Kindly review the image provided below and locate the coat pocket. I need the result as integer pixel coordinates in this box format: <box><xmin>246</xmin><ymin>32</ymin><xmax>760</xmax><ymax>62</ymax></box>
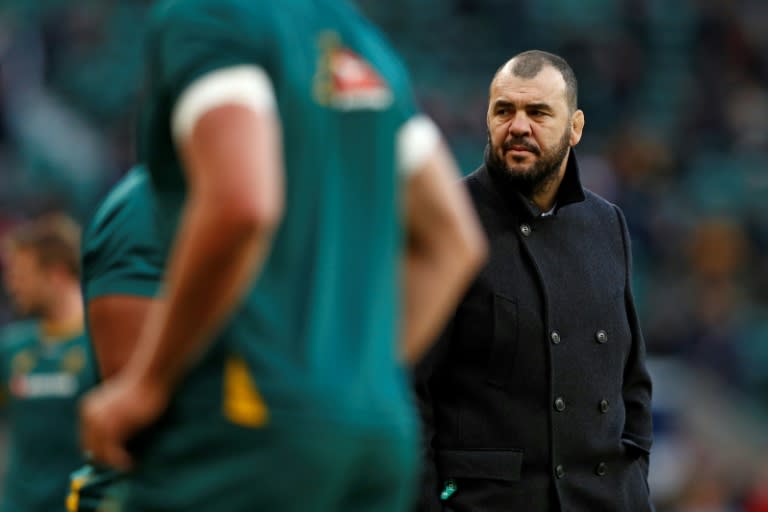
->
<box><xmin>621</xmin><ymin>437</ymin><xmax>651</xmax><ymax>456</ymax></box>
<box><xmin>436</xmin><ymin>449</ymin><xmax>523</xmax><ymax>481</ymax></box>
<box><xmin>486</xmin><ymin>294</ymin><xmax>519</xmax><ymax>389</ymax></box>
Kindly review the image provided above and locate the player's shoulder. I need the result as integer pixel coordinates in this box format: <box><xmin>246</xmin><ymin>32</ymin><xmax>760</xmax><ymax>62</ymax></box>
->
<box><xmin>86</xmin><ymin>166</ymin><xmax>149</xmax><ymax>237</ymax></box>
<box><xmin>335</xmin><ymin>1</ymin><xmax>412</xmax><ymax>92</ymax></box>
<box><xmin>84</xmin><ymin>166</ymin><xmax>155</xmax><ymax>257</ymax></box>
<box><xmin>149</xmin><ymin>0</ymin><xmax>275</xmax><ymax>31</ymax></box>
<box><xmin>0</xmin><ymin>320</ymin><xmax>39</xmax><ymax>351</ymax></box>
<box><xmin>106</xmin><ymin>165</ymin><xmax>151</xmax><ymax>203</ymax></box>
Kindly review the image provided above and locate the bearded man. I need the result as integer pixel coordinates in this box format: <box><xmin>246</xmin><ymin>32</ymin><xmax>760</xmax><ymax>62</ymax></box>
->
<box><xmin>414</xmin><ymin>50</ymin><xmax>654</xmax><ymax>512</ymax></box>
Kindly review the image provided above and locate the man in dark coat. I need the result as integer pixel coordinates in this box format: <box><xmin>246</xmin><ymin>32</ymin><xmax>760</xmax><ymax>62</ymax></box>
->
<box><xmin>414</xmin><ymin>50</ymin><xmax>654</xmax><ymax>511</ymax></box>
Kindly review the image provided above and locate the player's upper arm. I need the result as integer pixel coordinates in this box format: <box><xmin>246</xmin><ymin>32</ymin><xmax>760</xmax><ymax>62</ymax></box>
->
<box><xmin>172</xmin><ymin>66</ymin><xmax>284</xmax><ymax>230</ymax></box>
<box><xmin>399</xmin><ymin>116</ymin><xmax>483</xmax><ymax>253</ymax></box>
<box><xmin>88</xmin><ymin>296</ymin><xmax>157</xmax><ymax>379</ymax></box>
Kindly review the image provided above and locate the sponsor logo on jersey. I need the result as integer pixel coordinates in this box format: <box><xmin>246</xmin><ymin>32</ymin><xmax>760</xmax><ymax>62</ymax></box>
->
<box><xmin>314</xmin><ymin>31</ymin><xmax>393</xmax><ymax>111</ymax></box>
<box><xmin>10</xmin><ymin>373</ymin><xmax>78</xmax><ymax>398</ymax></box>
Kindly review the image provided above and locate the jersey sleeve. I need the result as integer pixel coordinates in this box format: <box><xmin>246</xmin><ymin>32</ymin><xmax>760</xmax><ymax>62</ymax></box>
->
<box><xmin>82</xmin><ymin>235</ymin><xmax>163</xmax><ymax>301</ymax></box>
<box><xmin>396</xmin><ymin>114</ymin><xmax>441</xmax><ymax>177</ymax></box>
<box><xmin>81</xmin><ymin>183</ymin><xmax>164</xmax><ymax>301</ymax></box>
<box><xmin>148</xmin><ymin>0</ymin><xmax>277</xmax><ymax>121</ymax></box>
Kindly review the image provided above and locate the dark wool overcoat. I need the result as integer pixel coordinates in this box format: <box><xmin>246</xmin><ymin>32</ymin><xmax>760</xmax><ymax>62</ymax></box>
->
<box><xmin>415</xmin><ymin>151</ymin><xmax>654</xmax><ymax>512</ymax></box>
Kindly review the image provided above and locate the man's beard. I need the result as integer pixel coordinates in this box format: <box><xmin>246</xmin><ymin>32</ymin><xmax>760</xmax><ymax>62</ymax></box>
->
<box><xmin>487</xmin><ymin>127</ymin><xmax>571</xmax><ymax>199</ymax></box>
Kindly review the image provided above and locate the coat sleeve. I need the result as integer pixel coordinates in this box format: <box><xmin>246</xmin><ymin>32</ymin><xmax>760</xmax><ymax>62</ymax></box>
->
<box><xmin>614</xmin><ymin>205</ymin><xmax>654</xmax><ymax>478</ymax></box>
<box><xmin>412</xmin><ymin>321</ymin><xmax>454</xmax><ymax>512</ymax></box>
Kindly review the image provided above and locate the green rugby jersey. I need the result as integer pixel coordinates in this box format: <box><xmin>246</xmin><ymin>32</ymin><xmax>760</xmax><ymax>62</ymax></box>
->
<box><xmin>0</xmin><ymin>321</ymin><xmax>96</xmax><ymax>512</ymax></box>
<box><xmin>82</xmin><ymin>165</ymin><xmax>164</xmax><ymax>304</ymax></box>
<box><xmin>140</xmin><ymin>0</ymin><xmax>421</xmax><ymax>427</ymax></box>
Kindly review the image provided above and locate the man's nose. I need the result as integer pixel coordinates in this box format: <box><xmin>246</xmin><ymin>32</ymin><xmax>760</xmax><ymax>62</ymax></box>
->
<box><xmin>508</xmin><ymin>112</ymin><xmax>531</xmax><ymax>137</ymax></box>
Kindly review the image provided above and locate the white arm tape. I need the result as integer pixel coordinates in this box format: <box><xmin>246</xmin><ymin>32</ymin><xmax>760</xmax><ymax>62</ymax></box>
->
<box><xmin>396</xmin><ymin>115</ymin><xmax>441</xmax><ymax>178</ymax></box>
<box><xmin>172</xmin><ymin>65</ymin><xmax>276</xmax><ymax>141</ymax></box>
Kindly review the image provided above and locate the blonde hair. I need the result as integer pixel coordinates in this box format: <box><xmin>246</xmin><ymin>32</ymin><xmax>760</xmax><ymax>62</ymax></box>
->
<box><xmin>5</xmin><ymin>213</ymin><xmax>82</xmax><ymax>278</ymax></box>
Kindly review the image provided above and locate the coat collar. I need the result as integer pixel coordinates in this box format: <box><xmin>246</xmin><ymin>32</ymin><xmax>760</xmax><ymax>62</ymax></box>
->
<box><xmin>477</xmin><ymin>145</ymin><xmax>586</xmax><ymax>219</ymax></box>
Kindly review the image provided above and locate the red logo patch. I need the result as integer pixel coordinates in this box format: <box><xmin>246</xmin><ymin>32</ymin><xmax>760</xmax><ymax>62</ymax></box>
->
<box><xmin>315</xmin><ymin>32</ymin><xmax>393</xmax><ymax>110</ymax></box>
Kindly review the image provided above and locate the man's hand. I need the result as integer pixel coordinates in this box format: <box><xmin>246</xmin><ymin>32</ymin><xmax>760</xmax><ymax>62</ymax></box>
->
<box><xmin>79</xmin><ymin>374</ymin><xmax>170</xmax><ymax>471</ymax></box>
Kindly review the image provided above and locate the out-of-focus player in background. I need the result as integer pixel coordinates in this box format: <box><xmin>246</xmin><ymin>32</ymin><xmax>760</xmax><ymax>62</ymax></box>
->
<box><xmin>0</xmin><ymin>214</ymin><xmax>97</xmax><ymax>512</ymax></box>
<box><xmin>67</xmin><ymin>165</ymin><xmax>164</xmax><ymax>512</ymax></box>
<box><xmin>80</xmin><ymin>0</ymin><xmax>487</xmax><ymax>510</ymax></box>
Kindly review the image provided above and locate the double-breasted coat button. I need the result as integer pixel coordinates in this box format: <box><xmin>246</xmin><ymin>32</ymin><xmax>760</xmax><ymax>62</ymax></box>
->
<box><xmin>595</xmin><ymin>462</ymin><xmax>607</xmax><ymax>476</ymax></box>
<box><xmin>555</xmin><ymin>465</ymin><xmax>565</xmax><ymax>478</ymax></box>
<box><xmin>595</xmin><ymin>330</ymin><xmax>608</xmax><ymax>344</ymax></box>
<box><xmin>554</xmin><ymin>397</ymin><xmax>566</xmax><ymax>412</ymax></box>
<box><xmin>550</xmin><ymin>331</ymin><xmax>561</xmax><ymax>344</ymax></box>
<box><xmin>599</xmin><ymin>399</ymin><xmax>610</xmax><ymax>413</ymax></box>
<box><xmin>520</xmin><ymin>224</ymin><xmax>532</xmax><ymax>237</ymax></box>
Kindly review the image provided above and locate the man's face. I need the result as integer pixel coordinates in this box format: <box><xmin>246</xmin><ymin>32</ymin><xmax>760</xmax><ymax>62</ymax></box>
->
<box><xmin>486</xmin><ymin>64</ymin><xmax>582</xmax><ymax>194</ymax></box>
<box><xmin>2</xmin><ymin>248</ymin><xmax>50</xmax><ymax>316</ymax></box>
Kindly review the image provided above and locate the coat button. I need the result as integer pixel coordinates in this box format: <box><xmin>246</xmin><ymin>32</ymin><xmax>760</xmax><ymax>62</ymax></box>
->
<box><xmin>520</xmin><ymin>224</ymin><xmax>531</xmax><ymax>237</ymax></box>
<box><xmin>555</xmin><ymin>464</ymin><xmax>565</xmax><ymax>478</ymax></box>
<box><xmin>554</xmin><ymin>397</ymin><xmax>566</xmax><ymax>412</ymax></box>
<box><xmin>599</xmin><ymin>399</ymin><xmax>610</xmax><ymax>413</ymax></box>
<box><xmin>550</xmin><ymin>331</ymin><xmax>561</xmax><ymax>344</ymax></box>
<box><xmin>595</xmin><ymin>462</ymin><xmax>607</xmax><ymax>476</ymax></box>
<box><xmin>595</xmin><ymin>330</ymin><xmax>608</xmax><ymax>344</ymax></box>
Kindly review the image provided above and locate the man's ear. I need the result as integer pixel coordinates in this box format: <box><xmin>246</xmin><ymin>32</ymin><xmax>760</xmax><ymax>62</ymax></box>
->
<box><xmin>570</xmin><ymin>109</ymin><xmax>585</xmax><ymax>146</ymax></box>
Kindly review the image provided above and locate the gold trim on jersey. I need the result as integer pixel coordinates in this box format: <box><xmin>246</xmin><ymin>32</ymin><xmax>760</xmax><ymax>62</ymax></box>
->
<box><xmin>66</xmin><ymin>474</ymin><xmax>86</xmax><ymax>512</ymax></box>
<box><xmin>11</xmin><ymin>350</ymin><xmax>36</xmax><ymax>375</ymax></box>
<box><xmin>313</xmin><ymin>31</ymin><xmax>340</xmax><ymax>106</ymax></box>
<box><xmin>222</xmin><ymin>355</ymin><xmax>269</xmax><ymax>428</ymax></box>
<box><xmin>41</xmin><ymin>318</ymin><xmax>84</xmax><ymax>343</ymax></box>
<box><xmin>61</xmin><ymin>346</ymin><xmax>86</xmax><ymax>374</ymax></box>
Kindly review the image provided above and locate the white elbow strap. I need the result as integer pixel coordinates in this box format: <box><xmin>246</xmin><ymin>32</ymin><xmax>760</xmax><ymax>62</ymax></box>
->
<box><xmin>397</xmin><ymin>115</ymin><xmax>441</xmax><ymax>177</ymax></box>
<box><xmin>172</xmin><ymin>65</ymin><xmax>276</xmax><ymax>141</ymax></box>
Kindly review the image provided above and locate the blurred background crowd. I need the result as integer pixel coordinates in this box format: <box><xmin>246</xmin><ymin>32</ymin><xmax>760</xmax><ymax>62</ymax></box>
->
<box><xmin>0</xmin><ymin>0</ymin><xmax>767</xmax><ymax>510</ymax></box>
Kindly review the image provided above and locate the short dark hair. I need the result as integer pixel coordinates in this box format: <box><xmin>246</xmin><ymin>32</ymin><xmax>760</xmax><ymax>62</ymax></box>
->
<box><xmin>494</xmin><ymin>50</ymin><xmax>578</xmax><ymax>111</ymax></box>
<box><xmin>5</xmin><ymin>213</ymin><xmax>81</xmax><ymax>278</ymax></box>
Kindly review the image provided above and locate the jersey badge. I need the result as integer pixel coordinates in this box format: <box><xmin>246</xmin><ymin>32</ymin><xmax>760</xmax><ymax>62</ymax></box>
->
<box><xmin>314</xmin><ymin>31</ymin><xmax>393</xmax><ymax>111</ymax></box>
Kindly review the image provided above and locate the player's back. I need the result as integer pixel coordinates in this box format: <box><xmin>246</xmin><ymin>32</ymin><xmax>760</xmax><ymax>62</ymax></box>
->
<box><xmin>0</xmin><ymin>320</ymin><xmax>95</xmax><ymax>512</ymax></box>
<box><xmin>142</xmin><ymin>0</ymin><xmax>418</xmax><ymax>428</ymax></box>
